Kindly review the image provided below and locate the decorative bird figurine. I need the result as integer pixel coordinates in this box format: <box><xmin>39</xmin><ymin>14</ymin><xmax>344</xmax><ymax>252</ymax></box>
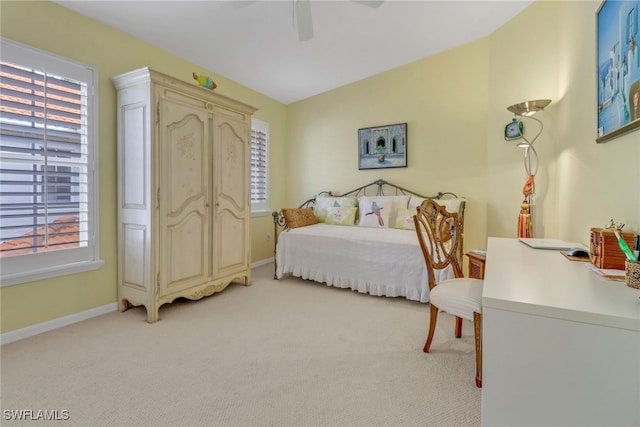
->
<box><xmin>365</xmin><ymin>201</ymin><xmax>384</xmax><ymax>226</ymax></box>
<box><xmin>192</xmin><ymin>72</ymin><xmax>217</xmax><ymax>90</ymax></box>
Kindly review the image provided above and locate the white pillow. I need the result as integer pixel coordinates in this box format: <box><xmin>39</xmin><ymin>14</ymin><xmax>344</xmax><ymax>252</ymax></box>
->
<box><xmin>357</xmin><ymin>195</ymin><xmax>409</xmax><ymax>226</ymax></box>
<box><xmin>313</xmin><ymin>195</ymin><xmax>358</xmax><ymax>222</ymax></box>
<box><xmin>409</xmin><ymin>196</ymin><xmax>465</xmax><ymax>213</ymax></box>
<box><xmin>357</xmin><ymin>197</ymin><xmax>394</xmax><ymax>228</ymax></box>
<box><xmin>439</xmin><ymin>198</ymin><xmax>465</xmax><ymax>213</ymax></box>
<box><xmin>408</xmin><ymin>196</ymin><xmax>426</xmax><ymax>210</ymax></box>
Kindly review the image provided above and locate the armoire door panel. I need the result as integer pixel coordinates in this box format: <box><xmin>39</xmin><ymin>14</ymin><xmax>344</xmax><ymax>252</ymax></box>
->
<box><xmin>217</xmin><ymin>121</ymin><xmax>247</xmax><ymax>210</ymax></box>
<box><xmin>217</xmin><ymin>210</ymin><xmax>246</xmax><ymax>272</ymax></box>
<box><xmin>214</xmin><ymin>117</ymin><xmax>250</xmax><ymax>275</ymax></box>
<box><xmin>165</xmin><ymin>211</ymin><xmax>206</xmax><ymax>291</ymax></box>
<box><xmin>121</xmin><ymin>223</ymin><xmax>147</xmax><ymax>291</ymax></box>
<box><xmin>159</xmin><ymin>97</ymin><xmax>210</xmax><ymax>294</ymax></box>
<box><xmin>121</xmin><ymin>103</ymin><xmax>147</xmax><ymax>209</ymax></box>
<box><xmin>165</xmin><ymin>110</ymin><xmax>207</xmax><ymax>216</ymax></box>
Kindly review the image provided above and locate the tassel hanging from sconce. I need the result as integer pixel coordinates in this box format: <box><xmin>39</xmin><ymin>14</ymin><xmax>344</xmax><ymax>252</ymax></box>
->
<box><xmin>518</xmin><ymin>174</ymin><xmax>535</xmax><ymax>238</ymax></box>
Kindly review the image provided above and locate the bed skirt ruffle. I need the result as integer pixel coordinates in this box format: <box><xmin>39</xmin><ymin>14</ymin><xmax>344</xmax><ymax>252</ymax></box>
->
<box><xmin>275</xmin><ymin>223</ymin><xmax>453</xmax><ymax>303</ymax></box>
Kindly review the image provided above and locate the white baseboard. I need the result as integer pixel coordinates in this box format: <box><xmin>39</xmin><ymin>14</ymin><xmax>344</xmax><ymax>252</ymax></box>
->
<box><xmin>0</xmin><ymin>303</ymin><xmax>118</xmax><ymax>346</ymax></box>
<box><xmin>1</xmin><ymin>260</ymin><xmax>275</xmax><ymax>345</ymax></box>
<box><xmin>251</xmin><ymin>257</ymin><xmax>274</xmax><ymax>268</ymax></box>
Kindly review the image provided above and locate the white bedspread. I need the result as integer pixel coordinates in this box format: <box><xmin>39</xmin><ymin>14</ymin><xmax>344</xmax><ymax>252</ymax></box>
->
<box><xmin>275</xmin><ymin>223</ymin><xmax>453</xmax><ymax>303</ymax></box>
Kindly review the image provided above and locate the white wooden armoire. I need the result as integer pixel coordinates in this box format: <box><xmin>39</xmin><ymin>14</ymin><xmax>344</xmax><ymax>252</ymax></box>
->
<box><xmin>112</xmin><ymin>67</ymin><xmax>256</xmax><ymax>323</ymax></box>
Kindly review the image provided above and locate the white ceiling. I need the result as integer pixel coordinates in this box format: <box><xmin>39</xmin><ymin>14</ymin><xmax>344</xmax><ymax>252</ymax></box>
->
<box><xmin>55</xmin><ymin>0</ymin><xmax>534</xmax><ymax>104</ymax></box>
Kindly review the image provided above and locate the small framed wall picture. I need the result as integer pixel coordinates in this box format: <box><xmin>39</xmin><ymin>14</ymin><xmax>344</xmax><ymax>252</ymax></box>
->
<box><xmin>358</xmin><ymin>123</ymin><xmax>407</xmax><ymax>170</ymax></box>
<box><xmin>504</xmin><ymin>118</ymin><xmax>524</xmax><ymax>141</ymax></box>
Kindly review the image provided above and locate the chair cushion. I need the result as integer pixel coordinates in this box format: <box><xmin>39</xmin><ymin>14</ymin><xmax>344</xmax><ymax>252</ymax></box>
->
<box><xmin>430</xmin><ymin>278</ymin><xmax>483</xmax><ymax>320</ymax></box>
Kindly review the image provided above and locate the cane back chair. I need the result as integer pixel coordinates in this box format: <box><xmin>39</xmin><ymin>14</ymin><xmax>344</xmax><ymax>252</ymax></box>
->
<box><xmin>413</xmin><ymin>199</ymin><xmax>483</xmax><ymax>388</ymax></box>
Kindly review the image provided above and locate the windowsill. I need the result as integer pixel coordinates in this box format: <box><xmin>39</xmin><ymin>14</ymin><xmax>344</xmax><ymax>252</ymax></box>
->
<box><xmin>0</xmin><ymin>259</ymin><xmax>105</xmax><ymax>287</ymax></box>
<box><xmin>251</xmin><ymin>209</ymin><xmax>273</xmax><ymax>218</ymax></box>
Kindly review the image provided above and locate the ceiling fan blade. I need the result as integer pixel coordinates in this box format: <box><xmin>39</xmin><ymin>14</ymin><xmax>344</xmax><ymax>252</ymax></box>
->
<box><xmin>295</xmin><ymin>0</ymin><xmax>314</xmax><ymax>42</ymax></box>
<box><xmin>351</xmin><ymin>0</ymin><xmax>384</xmax><ymax>8</ymax></box>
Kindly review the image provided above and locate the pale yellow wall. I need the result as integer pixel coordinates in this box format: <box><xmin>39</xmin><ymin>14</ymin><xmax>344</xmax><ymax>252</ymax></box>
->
<box><xmin>487</xmin><ymin>0</ymin><xmax>639</xmax><ymax>246</ymax></box>
<box><xmin>287</xmin><ymin>40</ymin><xmax>491</xmax><ymax>255</ymax></box>
<box><xmin>487</xmin><ymin>0</ymin><xmax>562</xmax><ymax>240</ymax></box>
<box><xmin>0</xmin><ymin>0</ymin><xmax>287</xmax><ymax>333</ymax></box>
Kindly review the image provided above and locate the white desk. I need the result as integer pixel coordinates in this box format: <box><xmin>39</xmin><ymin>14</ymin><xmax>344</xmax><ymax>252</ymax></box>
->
<box><xmin>482</xmin><ymin>237</ymin><xmax>640</xmax><ymax>426</ymax></box>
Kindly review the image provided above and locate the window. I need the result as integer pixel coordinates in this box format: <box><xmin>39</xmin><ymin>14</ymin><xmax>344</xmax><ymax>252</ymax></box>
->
<box><xmin>0</xmin><ymin>38</ymin><xmax>102</xmax><ymax>286</ymax></box>
<box><xmin>250</xmin><ymin>118</ymin><xmax>269</xmax><ymax>215</ymax></box>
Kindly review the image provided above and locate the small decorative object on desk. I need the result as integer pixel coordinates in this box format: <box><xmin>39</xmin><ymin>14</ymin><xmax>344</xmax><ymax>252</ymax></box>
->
<box><xmin>625</xmin><ymin>260</ymin><xmax>640</xmax><ymax>289</ymax></box>
<box><xmin>590</xmin><ymin>220</ymin><xmax>637</xmax><ymax>269</ymax></box>
<box><xmin>192</xmin><ymin>72</ymin><xmax>217</xmax><ymax>90</ymax></box>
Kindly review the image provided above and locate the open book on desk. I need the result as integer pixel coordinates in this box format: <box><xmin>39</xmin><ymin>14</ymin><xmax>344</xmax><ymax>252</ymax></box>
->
<box><xmin>518</xmin><ymin>238</ymin><xmax>581</xmax><ymax>250</ymax></box>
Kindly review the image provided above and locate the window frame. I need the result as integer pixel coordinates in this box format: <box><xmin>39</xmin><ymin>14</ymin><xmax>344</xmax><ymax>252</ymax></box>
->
<box><xmin>0</xmin><ymin>38</ymin><xmax>103</xmax><ymax>287</ymax></box>
<box><xmin>250</xmin><ymin>118</ymin><xmax>270</xmax><ymax>216</ymax></box>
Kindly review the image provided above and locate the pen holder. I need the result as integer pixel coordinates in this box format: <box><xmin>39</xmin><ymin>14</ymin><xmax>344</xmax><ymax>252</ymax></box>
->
<box><xmin>625</xmin><ymin>260</ymin><xmax>640</xmax><ymax>289</ymax></box>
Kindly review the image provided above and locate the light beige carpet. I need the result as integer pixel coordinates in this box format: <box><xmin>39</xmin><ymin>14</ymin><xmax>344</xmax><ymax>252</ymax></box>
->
<box><xmin>0</xmin><ymin>263</ymin><xmax>480</xmax><ymax>427</ymax></box>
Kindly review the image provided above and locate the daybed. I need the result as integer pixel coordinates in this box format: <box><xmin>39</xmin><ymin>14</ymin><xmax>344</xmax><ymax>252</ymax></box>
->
<box><xmin>272</xmin><ymin>179</ymin><xmax>466</xmax><ymax>303</ymax></box>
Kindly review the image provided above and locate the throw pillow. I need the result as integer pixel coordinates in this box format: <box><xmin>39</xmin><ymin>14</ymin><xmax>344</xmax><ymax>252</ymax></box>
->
<box><xmin>439</xmin><ymin>197</ymin><xmax>465</xmax><ymax>214</ymax></box>
<box><xmin>357</xmin><ymin>195</ymin><xmax>409</xmax><ymax>227</ymax></box>
<box><xmin>357</xmin><ymin>197</ymin><xmax>393</xmax><ymax>228</ymax></box>
<box><xmin>409</xmin><ymin>196</ymin><xmax>465</xmax><ymax>214</ymax></box>
<box><xmin>282</xmin><ymin>208</ymin><xmax>319</xmax><ymax>230</ymax></box>
<box><xmin>436</xmin><ymin>216</ymin><xmax>453</xmax><ymax>242</ymax></box>
<box><xmin>408</xmin><ymin>196</ymin><xmax>426</xmax><ymax>210</ymax></box>
<box><xmin>325</xmin><ymin>206</ymin><xmax>357</xmax><ymax>226</ymax></box>
<box><xmin>394</xmin><ymin>207</ymin><xmax>416</xmax><ymax>230</ymax></box>
<box><xmin>313</xmin><ymin>195</ymin><xmax>358</xmax><ymax>222</ymax></box>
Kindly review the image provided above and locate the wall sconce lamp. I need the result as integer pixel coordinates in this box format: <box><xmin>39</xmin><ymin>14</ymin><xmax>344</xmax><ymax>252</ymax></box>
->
<box><xmin>507</xmin><ymin>99</ymin><xmax>551</xmax><ymax>115</ymax></box>
<box><xmin>507</xmin><ymin>99</ymin><xmax>551</xmax><ymax>147</ymax></box>
<box><xmin>506</xmin><ymin>99</ymin><xmax>551</xmax><ymax>238</ymax></box>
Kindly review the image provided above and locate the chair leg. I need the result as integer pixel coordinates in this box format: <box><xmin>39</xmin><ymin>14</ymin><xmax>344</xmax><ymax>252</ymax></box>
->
<box><xmin>423</xmin><ymin>304</ymin><xmax>438</xmax><ymax>353</ymax></box>
<box><xmin>455</xmin><ymin>316</ymin><xmax>463</xmax><ymax>338</ymax></box>
<box><xmin>473</xmin><ymin>311</ymin><xmax>483</xmax><ymax>388</ymax></box>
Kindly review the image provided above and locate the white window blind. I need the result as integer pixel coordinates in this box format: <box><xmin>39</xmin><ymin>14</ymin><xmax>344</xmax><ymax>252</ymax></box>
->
<box><xmin>250</xmin><ymin>118</ymin><xmax>269</xmax><ymax>214</ymax></box>
<box><xmin>0</xmin><ymin>38</ymin><xmax>102</xmax><ymax>286</ymax></box>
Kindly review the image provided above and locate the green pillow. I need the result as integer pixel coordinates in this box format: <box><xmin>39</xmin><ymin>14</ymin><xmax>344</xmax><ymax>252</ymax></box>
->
<box><xmin>324</xmin><ymin>206</ymin><xmax>357</xmax><ymax>226</ymax></box>
<box><xmin>393</xmin><ymin>207</ymin><xmax>416</xmax><ymax>230</ymax></box>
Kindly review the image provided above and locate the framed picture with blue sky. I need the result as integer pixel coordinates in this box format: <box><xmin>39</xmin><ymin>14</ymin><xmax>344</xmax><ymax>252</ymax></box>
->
<box><xmin>596</xmin><ymin>0</ymin><xmax>640</xmax><ymax>142</ymax></box>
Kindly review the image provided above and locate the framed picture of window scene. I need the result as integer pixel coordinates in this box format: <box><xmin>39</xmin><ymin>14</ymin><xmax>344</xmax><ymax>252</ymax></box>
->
<box><xmin>358</xmin><ymin>123</ymin><xmax>407</xmax><ymax>170</ymax></box>
<box><xmin>596</xmin><ymin>0</ymin><xmax>640</xmax><ymax>143</ymax></box>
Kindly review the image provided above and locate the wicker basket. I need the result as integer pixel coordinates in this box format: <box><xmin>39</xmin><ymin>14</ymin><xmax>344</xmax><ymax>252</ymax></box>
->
<box><xmin>625</xmin><ymin>260</ymin><xmax>640</xmax><ymax>289</ymax></box>
<box><xmin>590</xmin><ymin>228</ymin><xmax>636</xmax><ymax>270</ymax></box>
